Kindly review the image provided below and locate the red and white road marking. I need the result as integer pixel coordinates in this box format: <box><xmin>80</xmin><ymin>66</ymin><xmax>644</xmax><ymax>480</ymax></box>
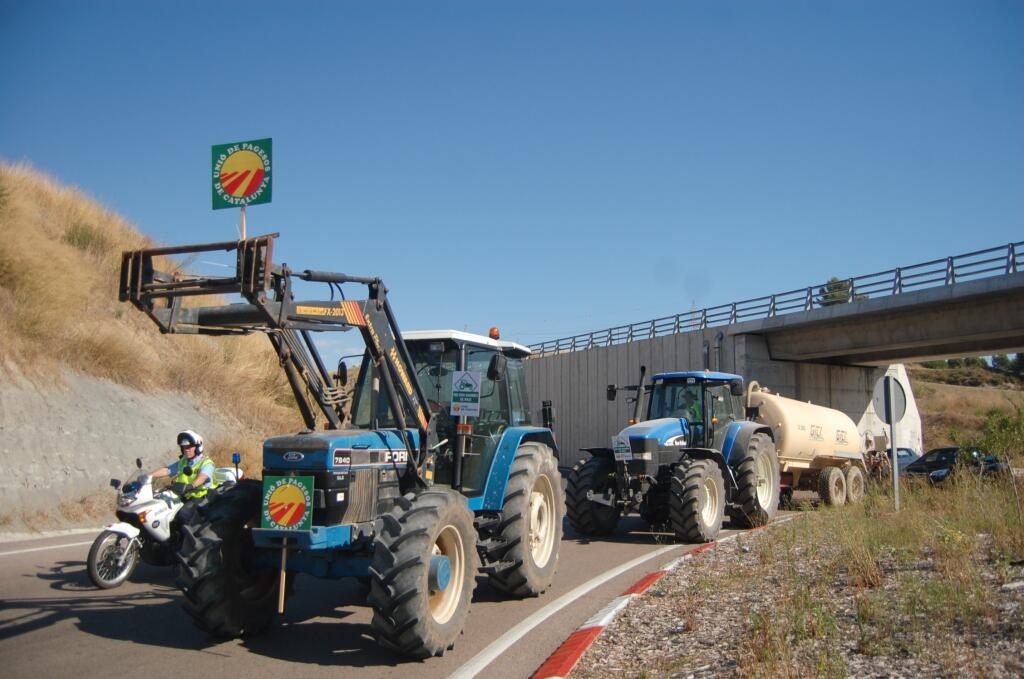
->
<box><xmin>532</xmin><ymin>540</ymin><xmax>724</xmax><ymax>679</ymax></box>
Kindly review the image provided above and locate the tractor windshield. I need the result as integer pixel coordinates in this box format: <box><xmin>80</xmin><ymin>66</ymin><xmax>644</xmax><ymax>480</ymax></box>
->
<box><xmin>349</xmin><ymin>341</ymin><xmax>458</xmax><ymax>429</ymax></box>
<box><xmin>649</xmin><ymin>380</ymin><xmax>704</xmax><ymax>423</ymax></box>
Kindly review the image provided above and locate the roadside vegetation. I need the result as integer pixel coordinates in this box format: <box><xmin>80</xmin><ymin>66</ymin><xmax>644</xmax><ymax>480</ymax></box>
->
<box><xmin>730</xmin><ymin>411</ymin><xmax>1023</xmax><ymax>677</ymax></box>
<box><xmin>574</xmin><ymin>392</ymin><xmax>1024</xmax><ymax>678</ymax></box>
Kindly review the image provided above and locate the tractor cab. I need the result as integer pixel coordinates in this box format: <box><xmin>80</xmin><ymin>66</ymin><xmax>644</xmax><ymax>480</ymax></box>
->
<box><xmin>646</xmin><ymin>371</ymin><xmax>746</xmax><ymax>450</ymax></box>
<box><xmin>348</xmin><ymin>329</ymin><xmax>534</xmax><ymax>496</ymax></box>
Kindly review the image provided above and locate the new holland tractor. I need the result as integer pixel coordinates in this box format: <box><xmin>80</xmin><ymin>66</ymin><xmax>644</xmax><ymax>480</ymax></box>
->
<box><xmin>119</xmin><ymin>234</ymin><xmax>562</xmax><ymax>658</ymax></box>
<box><xmin>566</xmin><ymin>368</ymin><xmax>780</xmax><ymax>543</ymax></box>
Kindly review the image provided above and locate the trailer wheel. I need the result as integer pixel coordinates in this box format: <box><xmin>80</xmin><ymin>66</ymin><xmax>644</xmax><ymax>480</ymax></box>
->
<box><xmin>670</xmin><ymin>458</ymin><xmax>725</xmax><ymax>543</ymax></box>
<box><xmin>369</xmin><ymin>488</ymin><xmax>476</xmax><ymax>659</ymax></box>
<box><xmin>487</xmin><ymin>443</ymin><xmax>563</xmax><ymax>597</ymax></box>
<box><xmin>729</xmin><ymin>432</ymin><xmax>781</xmax><ymax>528</ymax></box>
<box><xmin>845</xmin><ymin>464</ymin><xmax>866</xmax><ymax>504</ymax></box>
<box><xmin>565</xmin><ymin>457</ymin><xmax>621</xmax><ymax>536</ymax></box>
<box><xmin>818</xmin><ymin>467</ymin><xmax>847</xmax><ymax>506</ymax></box>
<box><xmin>175</xmin><ymin>479</ymin><xmax>284</xmax><ymax>637</ymax></box>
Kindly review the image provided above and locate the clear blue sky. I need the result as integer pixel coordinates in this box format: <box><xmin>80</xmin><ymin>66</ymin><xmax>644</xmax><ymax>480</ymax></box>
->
<box><xmin>2</xmin><ymin>1</ymin><xmax>1022</xmax><ymax>360</ymax></box>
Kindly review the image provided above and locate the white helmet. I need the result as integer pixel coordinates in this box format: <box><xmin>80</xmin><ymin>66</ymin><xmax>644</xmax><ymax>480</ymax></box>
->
<box><xmin>176</xmin><ymin>429</ymin><xmax>205</xmax><ymax>455</ymax></box>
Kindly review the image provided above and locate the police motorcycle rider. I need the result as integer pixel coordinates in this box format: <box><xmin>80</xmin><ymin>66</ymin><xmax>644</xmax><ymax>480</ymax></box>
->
<box><xmin>149</xmin><ymin>430</ymin><xmax>218</xmax><ymax>501</ymax></box>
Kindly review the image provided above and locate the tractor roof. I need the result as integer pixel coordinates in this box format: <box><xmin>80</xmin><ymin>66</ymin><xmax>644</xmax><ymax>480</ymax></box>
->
<box><xmin>403</xmin><ymin>329</ymin><xmax>532</xmax><ymax>358</ymax></box>
<box><xmin>652</xmin><ymin>370</ymin><xmax>743</xmax><ymax>383</ymax></box>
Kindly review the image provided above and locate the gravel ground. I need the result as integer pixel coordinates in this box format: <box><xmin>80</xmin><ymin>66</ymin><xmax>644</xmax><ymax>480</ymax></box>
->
<box><xmin>570</xmin><ymin>518</ymin><xmax>1024</xmax><ymax>679</ymax></box>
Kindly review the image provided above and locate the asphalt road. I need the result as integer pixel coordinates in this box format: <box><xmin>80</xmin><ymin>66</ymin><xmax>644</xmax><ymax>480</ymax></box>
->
<box><xmin>0</xmin><ymin>519</ymin><xmax>743</xmax><ymax>679</ymax></box>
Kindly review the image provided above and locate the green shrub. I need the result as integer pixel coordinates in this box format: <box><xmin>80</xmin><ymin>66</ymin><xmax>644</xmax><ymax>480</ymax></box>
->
<box><xmin>63</xmin><ymin>221</ymin><xmax>110</xmax><ymax>255</ymax></box>
<box><xmin>956</xmin><ymin>408</ymin><xmax>1024</xmax><ymax>464</ymax></box>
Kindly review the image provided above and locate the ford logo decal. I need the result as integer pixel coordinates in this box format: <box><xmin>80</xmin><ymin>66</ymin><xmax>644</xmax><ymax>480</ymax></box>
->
<box><xmin>283</xmin><ymin>452</ymin><xmax>304</xmax><ymax>462</ymax></box>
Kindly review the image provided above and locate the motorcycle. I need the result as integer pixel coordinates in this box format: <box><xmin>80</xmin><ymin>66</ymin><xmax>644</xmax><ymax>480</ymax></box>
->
<box><xmin>87</xmin><ymin>456</ymin><xmax>242</xmax><ymax>589</ymax></box>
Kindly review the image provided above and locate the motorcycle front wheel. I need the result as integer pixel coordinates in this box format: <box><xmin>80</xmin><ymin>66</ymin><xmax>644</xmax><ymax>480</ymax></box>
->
<box><xmin>87</xmin><ymin>530</ymin><xmax>140</xmax><ymax>589</ymax></box>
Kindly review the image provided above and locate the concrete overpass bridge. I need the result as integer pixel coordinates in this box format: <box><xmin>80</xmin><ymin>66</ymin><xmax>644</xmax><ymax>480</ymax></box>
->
<box><xmin>523</xmin><ymin>242</ymin><xmax>1024</xmax><ymax>468</ymax></box>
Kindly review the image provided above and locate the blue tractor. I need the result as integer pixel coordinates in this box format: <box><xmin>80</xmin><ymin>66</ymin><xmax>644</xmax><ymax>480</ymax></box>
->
<box><xmin>566</xmin><ymin>367</ymin><xmax>780</xmax><ymax>543</ymax></box>
<box><xmin>120</xmin><ymin>234</ymin><xmax>562</xmax><ymax>658</ymax></box>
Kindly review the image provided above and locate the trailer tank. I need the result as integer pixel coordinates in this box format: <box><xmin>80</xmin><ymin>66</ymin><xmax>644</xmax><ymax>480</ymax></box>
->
<box><xmin>746</xmin><ymin>381</ymin><xmax>867</xmax><ymax>505</ymax></box>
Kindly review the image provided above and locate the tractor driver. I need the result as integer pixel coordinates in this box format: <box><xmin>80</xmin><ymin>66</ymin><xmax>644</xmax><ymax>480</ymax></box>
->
<box><xmin>149</xmin><ymin>430</ymin><xmax>217</xmax><ymax>501</ymax></box>
<box><xmin>672</xmin><ymin>389</ymin><xmax>703</xmax><ymax>423</ymax></box>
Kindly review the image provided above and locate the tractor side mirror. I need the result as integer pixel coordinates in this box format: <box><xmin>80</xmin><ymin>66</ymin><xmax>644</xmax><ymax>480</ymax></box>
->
<box><xmin>335</xmin><ymin>360</ymin><xmax>349</xmax><ymax>387</ymax></box>
<box><xmin>606</xmin><ymin>384</ymin><xmax>618</xmax><ymax>401</ymax></box>
<box><xmin>730</xmin><ymin>380</ymin><xmax>744</xmax><ymax>397</ymax></box>
<box><xmin>487</xmin><ymin>353</ymin><xmax>507</xmax><ymax>381</ymax></box>
<box><xmin>135</xmin><ymin>457</ymin><xmax>142</xmax><ymax>469</ymax></box>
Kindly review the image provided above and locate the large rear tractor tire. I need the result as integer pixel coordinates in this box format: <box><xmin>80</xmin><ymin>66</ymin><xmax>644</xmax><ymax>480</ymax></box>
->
<box><xmin>487</xmin><ymin>443</ymin><xmax>563</xmax><ymax>598</ymax></box>
<box><xmin>87</xmin><ymin>530</ymin><xmax>140</xmax><ymax>589</ymax></box>
<box><xmin>845</xmin><ymin>464</ymin><xmax>866</xmax><ymax>504</ymax></box>
<box><xmin>818</xmin><ymin>466</ymin><xmax>847</xmax><ymax>506</ymax></box>
<box><xmin>369</xmin><ymin>488</ymin><xmax>477</xmax><ymax>659</ymax></box>
<box><xmin>565</xmin><ymin>457</ymin><xmax>621</xmax><ymax>536</ymax></box>
<box><xmin>670</xmin><ymin>458</ymin><xmax>725</xmax><ymax>543</ymax></box>
<box><xmin>175</xmin><ymin>479</ymin><xmax>284</xmax><ymax>637</ymax></box>
<box><xmin>729</xmin><ymin>432</ymin><xmax>781</xmax><ymax>528</ymax></box>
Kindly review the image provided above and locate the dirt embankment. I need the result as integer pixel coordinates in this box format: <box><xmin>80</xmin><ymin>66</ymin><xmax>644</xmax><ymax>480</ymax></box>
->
<box><xmin>0</xmin><ymin>365</ymin><xmax>234</xmax><ymax>535</ymax></box>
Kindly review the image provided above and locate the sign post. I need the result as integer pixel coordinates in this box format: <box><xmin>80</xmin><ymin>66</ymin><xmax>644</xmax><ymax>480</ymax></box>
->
<box><xmin>212</xmin><ymin>137</ymin><xmax>273</xmax><ymax>238</ymax></box>
<box><xmin>873</xmin><ymin>375</ymin><xmax>907</xmax><ymax>511</ymax></box>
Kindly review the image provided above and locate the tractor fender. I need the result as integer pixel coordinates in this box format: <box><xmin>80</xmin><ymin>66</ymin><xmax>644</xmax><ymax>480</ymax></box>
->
<box><xmin>720</xmin><ymin>421</ymin><xmax>774</xmax><ymax>466</ymax></box>
<box><xmin>472</xmin><ymin>427</ymin><xmax>557</xmax><ymax>512</ymax></box>
<box><xmin>580</xmin><ymin>446</ymin><xmax>615</xmax><ymax>462</ymax></box>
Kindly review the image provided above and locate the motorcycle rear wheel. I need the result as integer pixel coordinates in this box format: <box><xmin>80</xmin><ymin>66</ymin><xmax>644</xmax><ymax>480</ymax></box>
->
<box><xmin>88</xmin><ymin>530</ymin><xmax>140</xmax><ymax>589</ymax></box>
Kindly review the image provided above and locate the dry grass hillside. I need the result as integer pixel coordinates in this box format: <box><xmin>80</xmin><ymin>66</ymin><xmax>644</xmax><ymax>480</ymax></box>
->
<box><xmin>907</xmin><ymin>365</ymin><xmax>1024</xmax><ymax>449</ymax></box>
<box><xmin>0</xmin><ymin>162</ymin><xmax>302</xmax><ymax>529</ymax></box>
<box><xmin>0</xmin><ymin>162</ymin><xmax>302</xmax><ymax>442</ymax></box>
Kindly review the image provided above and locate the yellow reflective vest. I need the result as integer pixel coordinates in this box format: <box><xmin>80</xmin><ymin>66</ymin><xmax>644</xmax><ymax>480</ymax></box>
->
<box><xmin>170</xmin><ymin>456</ymin><xmax>217</xmax><ymax>499</ymax></box>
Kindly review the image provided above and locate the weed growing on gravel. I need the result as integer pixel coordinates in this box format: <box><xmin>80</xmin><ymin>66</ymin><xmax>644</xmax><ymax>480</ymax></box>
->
<box><xmin>731</xmin><ymin>465</ymin><xmax>1024</xmax><ymax>675</ymax></box>
<box><xmin>743</xmin><ymin>610</ymin><xmax>793</xmax><ymax>666</ymax></box>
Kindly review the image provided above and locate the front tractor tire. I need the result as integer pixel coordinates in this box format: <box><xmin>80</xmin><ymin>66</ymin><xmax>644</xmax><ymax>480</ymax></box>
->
<box><xmin>729</xmin><ymin>432</ymin><xmax>781</xmax><ymax>528</ymax></box>
<box><xmin>487</xmin><ymin>443</ymin><xmax>563</xmax><ymax>598</ymax></box>
<box><xmin>369</xmin><ymin>488</ymin><xmax>477</xmax><ymax>659</ymax></box>
<box><xmin>565</xmin><ymin>456</ymin><xmax>621</xmax><ymax>537</ymax></box>
<box><xmin>175</xmin><ymin>479</ymin><xmax>284</xmax><ymax>638</ymax></box>
<box><xmin>670</xmin><ymin>458</ymin><xmax>725</xmax><ymax>543</ymax></box>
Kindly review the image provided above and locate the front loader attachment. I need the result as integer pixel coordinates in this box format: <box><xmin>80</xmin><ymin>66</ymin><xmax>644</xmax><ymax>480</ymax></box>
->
<box><xmin>118</xmin><ymin>234</ymin><xmax>431</xmax><ymax>474</ymax></box>
<box><xmin>119</xmin><ymin>234</ymin><xmax>276</xmax><ymax>326</ymax></box>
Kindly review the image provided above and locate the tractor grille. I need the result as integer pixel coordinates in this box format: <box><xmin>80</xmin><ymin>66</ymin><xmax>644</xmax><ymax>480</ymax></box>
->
<box><xmin>263</xmin><ymin>467</ymin><xmax>400</xmax><ymax>526</ymax></box>
<box><xmin>344</xmin><ymin>469</ymin><xmax>377</xmax><ymax>524</ymax></box>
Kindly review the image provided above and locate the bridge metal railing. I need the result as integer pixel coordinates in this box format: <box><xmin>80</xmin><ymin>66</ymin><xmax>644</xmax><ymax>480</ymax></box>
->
<box><xmin>529</xmin><ymin>241</ymin><xmax>1022</xmax><ymax>356</ymax></box>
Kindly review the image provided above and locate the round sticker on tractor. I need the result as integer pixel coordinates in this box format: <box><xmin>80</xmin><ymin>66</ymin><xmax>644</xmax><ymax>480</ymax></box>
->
<box><xmin>263</xmin><ymin>477</ymin><xmax>312</xmax><ymax>529</ymax></box>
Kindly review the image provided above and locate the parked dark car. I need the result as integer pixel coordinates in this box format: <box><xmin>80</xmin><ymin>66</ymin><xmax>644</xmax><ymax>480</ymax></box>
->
<box><xmin>868</xmin><ymin>447</ymin><xmax>921</xmax><ymax>478</ymax></box>
<box><xmin>902</xmin><ymin>446</ymin><xmax>1010</xmax><ymax>485</ymax></box>
<box><xmin>889</xmin><ymin>447</ymin><xmax>921</xmax><ymax>472</ymax></box>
